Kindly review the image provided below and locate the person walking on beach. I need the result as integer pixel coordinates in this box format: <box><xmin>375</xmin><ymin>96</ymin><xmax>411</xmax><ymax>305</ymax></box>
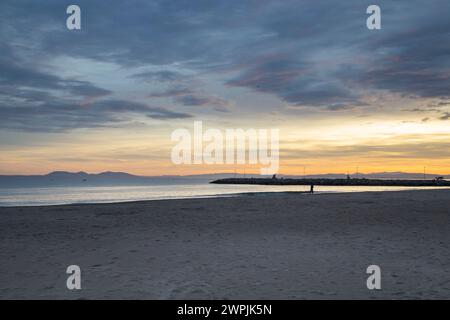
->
<box><xmin>310</xmin><ymin>184</ymin><xmax>314</xmax><ymax>194</ymax></box>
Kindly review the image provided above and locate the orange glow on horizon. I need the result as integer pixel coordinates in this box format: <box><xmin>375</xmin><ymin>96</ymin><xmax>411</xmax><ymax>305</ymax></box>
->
<box><xmin>1</xmin><ymin>117</ymin><xmax>449</xmax><ymax>176</ymax></box>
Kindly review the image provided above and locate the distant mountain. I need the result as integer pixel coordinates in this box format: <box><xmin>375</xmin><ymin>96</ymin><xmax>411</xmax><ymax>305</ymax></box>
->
<box><xmin>0</xmin><ymin>171</ymin><xmax>447</xmax><ymax>188</ymax></box>
<box><xmin>0</xmin><ymin>171</ymin><xmax>238</xmax><ymax>188</ymax></box>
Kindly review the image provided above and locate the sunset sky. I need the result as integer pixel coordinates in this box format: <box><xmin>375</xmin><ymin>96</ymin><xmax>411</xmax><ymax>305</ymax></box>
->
<box><xmin>0</xmin><ymin>0</ymin><xmax>449</xmax><ymax>176</ymax></box>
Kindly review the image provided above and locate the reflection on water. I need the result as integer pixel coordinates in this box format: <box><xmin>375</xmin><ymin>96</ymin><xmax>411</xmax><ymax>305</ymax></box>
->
<box><xmin>0</xmin><ymin>183</ymin><xmax>448</xmax><ymax>207</ymax></box>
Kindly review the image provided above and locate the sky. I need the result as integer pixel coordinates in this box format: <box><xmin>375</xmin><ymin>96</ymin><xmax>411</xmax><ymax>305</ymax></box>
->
<box><xmin>0</xmin><ymin>0</ymin><xmax>449</xmax><ymax>176</ymax></box>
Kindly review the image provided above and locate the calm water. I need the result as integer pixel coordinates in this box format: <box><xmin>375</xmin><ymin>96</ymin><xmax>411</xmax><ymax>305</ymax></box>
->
<box><xmin>0</xmin><ymin>183</ymin><xmax>448</xmax><ymax>207</ymax></box>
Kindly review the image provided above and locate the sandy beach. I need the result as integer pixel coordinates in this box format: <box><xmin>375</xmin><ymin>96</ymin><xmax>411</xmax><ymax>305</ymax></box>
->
<box><xmin>1</xmin><ymin>189</ymin><xmax>449</xmax><ymax>299</ymax></box>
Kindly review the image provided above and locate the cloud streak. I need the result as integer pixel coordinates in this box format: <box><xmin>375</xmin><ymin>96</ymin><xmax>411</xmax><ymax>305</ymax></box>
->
<box><xmin>0</xmin><ymin>99</ymin><xmax>191</xmax><ymax>132</ymax></box>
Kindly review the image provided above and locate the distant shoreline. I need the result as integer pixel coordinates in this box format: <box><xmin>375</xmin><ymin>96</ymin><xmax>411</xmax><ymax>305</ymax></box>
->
<box><xmin>211</xmin><ymin>177</ymin><xmax>450</xmax><ymax>187</ymax></box>
<box><xmin>1</xmin><ymin>171</ymin><xmax>449</xmax><ymax>189</ymax></box>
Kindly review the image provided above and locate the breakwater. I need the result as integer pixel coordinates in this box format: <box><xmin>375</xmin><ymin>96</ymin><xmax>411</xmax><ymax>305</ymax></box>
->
<box><xmin>210</xmin><ymin>178</ymin><xmax>450</xmax><ymax>187</ymax></box>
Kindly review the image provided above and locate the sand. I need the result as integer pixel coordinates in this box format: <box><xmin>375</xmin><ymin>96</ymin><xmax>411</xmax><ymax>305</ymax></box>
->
<box><xmin>1</xmin><ymin>189</ymin><xmax>449</xmax><ymax>299</ymax></box>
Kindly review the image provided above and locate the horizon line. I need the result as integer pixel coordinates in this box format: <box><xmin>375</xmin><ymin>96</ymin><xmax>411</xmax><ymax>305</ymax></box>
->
<box><xmin>0</xmin><ymin>170</ymin><xmax>449</xmax><ymax>178</ymax></box>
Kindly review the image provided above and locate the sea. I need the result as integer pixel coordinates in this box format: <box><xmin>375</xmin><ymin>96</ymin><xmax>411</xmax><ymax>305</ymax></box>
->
<box><xmin>0</xmin><ymin>181</ymin><xmax>448</xmax><ymax>207</ymax></box>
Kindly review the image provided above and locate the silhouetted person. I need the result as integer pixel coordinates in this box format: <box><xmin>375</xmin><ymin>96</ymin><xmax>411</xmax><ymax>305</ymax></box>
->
<box><xmin>310</xmin><ymin>184</ymin><xmax>314</xmax><ymax>194</ymax></box>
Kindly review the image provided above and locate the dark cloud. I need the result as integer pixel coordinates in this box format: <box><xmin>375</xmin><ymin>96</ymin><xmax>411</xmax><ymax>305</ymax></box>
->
<box><xmin>0</xmin><ymin>0</ymin><xmax>449</xmax><ymax>128</ymax></box>
<box><xmin>224</xmin><ymin>1</ymin><xmax>449</xmax><ymax>107</ymax></box>
<box><xmin>407</xmin><ymin>107</ymin><xmax>441</xmax><ymax>113</ymax></box>
<box><xmin>0</xmin><ymin>99</ymin><xmax>191</xmax><ymax>132</ymax></box>
<box><xmin>282</xmin><ymin>139</ymin><xmax>450</xmax><ymax>159</ymax></box>
<box><xmin>64</xmin><ymin>80</ymin><xmax>111</xmax><ymax>98</ymax></box>
<box><xmin>1</xmin><ymin>0</ymin><xmax>247</xmax><ymax>67</ymax></box>
<box><xmin>439</xmin><ymin>112</ymin><xmax>450</xmax><ymax>120</ymax></box>
<box><xmin>150</xmin><ymin>86</ymin><xmax>230</xmax><ymax>108</ymax></box>
<box><xmin>405</xmin><ymin>99</ymin><xmax>450</xmax><ymax>114</ymax></box>
<box><xmin>0</xmin><ymin>57</ymin><xmax>111</xmax><ymax>99</ymax></box>
<box><xmin>228</xmin><ymin>60</ymin><xmax>362</xmax><ymax>107</ymax></box>
<box><xmin>131</xmin><ymin>70</ymin><xmax>188</xmax><ymax>83</ymax></box>
<box><xmin>0</xmin><ymin>86</ymin><xmax>53</xmax><ymax>104</ymax></box>
<box><xmin>146</xmin><ymin>109</ymin><xmax>192</xmax><ymax>120</ymax></box>
<box><xmin>353</xmin><ymin>7</ymin><xmax>450</xmax><ymax>100</ymax></box>
<box><xmin>174</xmin><ymin>94</ymin><xmax>229</xmax><ymax>107</ymax></box>
<box><xmin>149</xmin><ymin>87</ymin><xmax>194</xmax><ymax>98</ymax></box>
<box><xmin>0</xmin><ymin>36</ymin><xmax>193</xmax><ymax>132</ymax></box>
<box><xmin>326</xmin><ymin>103</ymin><xmax>360</xmax><ymax>111</ymax></box>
